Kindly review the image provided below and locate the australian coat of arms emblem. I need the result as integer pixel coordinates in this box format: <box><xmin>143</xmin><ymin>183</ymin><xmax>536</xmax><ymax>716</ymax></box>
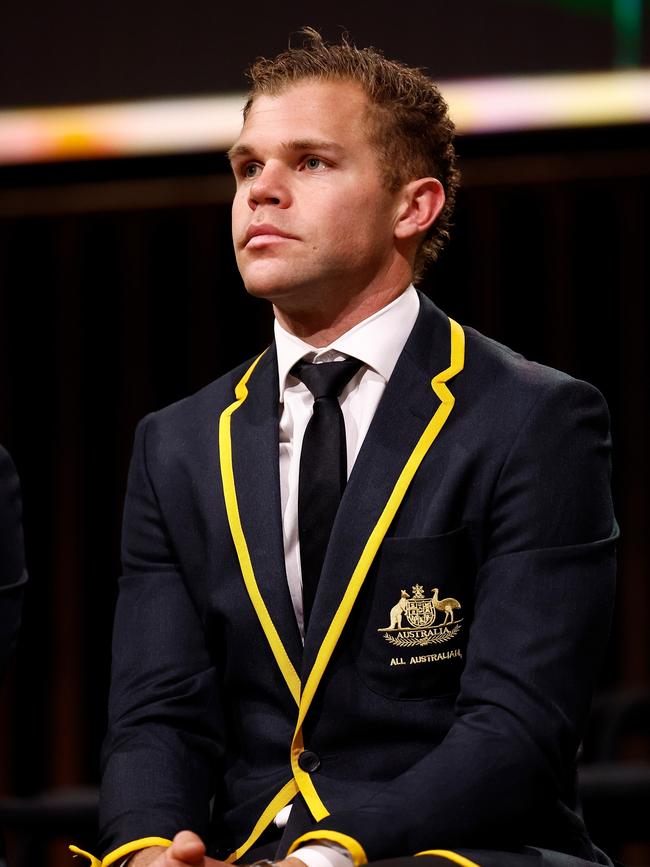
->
<box><xmin>378</xmin><ymin>584</ymin><xmax>462</xmax><ymax>648</ymax></box>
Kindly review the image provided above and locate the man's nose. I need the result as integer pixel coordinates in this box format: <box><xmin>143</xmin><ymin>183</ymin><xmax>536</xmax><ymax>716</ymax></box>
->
<box><xmin>248</xmin><ymin>162</ymin><xmax>290</xmax><ymax>208</ymax></box>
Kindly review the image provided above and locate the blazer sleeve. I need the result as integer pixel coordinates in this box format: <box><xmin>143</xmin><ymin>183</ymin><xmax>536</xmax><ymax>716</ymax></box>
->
<box><xmin>299</xmin><ymin>376</ymin><xmax>618</xmax><ymax>861</ymax></box>
<box><xmin>0</xmin><ymin>445</ymin><xmax>27</xmax><ymax>678</ymax></box>
<box><xmin>98</xmin><ymin>416</ymin><xmax>224</xmax><ymax>857</ymax></box>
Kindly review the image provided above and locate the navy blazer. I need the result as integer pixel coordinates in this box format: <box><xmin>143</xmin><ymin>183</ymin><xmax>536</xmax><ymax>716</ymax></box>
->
<box><xmin>99</xmin><ymin>294</ymin><xmax>616</xmax><ymax>865</ymax></box>
<box><xmin>0</xmin><ymin>445</ymin><xmax>27</xmax><ymax>678</ymax></box>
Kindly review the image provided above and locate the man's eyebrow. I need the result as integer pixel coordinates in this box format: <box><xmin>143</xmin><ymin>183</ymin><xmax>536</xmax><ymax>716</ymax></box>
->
<box><xmin>283</xmin><ymin>138</ymin><xmax>343</xmax><ymax>154</ymax></box>
<box><xmin>227</xmin><ymin>143</ymin><xmax>252</xmax><ymax>163</ymax></box>
<box><xmin>227</xmin><ymin>139</ymin><xmax>343</xmax><ymax>163</ymax></box>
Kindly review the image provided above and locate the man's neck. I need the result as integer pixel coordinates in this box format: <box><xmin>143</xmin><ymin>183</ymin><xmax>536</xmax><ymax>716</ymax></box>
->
<box><xmin>273</xmin><ymin>281</ymin><xmax>412</xmax><ymax>348</ymax></box>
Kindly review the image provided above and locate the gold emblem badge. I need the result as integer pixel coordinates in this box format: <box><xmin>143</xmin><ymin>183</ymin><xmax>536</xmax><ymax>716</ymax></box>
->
<box><xmin>378</xmin><ymin>584</ymin><xmax>462</xmax><ymax>648</ymax></box>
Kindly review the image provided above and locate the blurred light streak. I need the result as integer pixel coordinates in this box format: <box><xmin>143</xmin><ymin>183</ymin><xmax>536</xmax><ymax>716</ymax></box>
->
<box><xmin>1</xmin><ymin>70</ymin><xmax>650</xmax><ymax>165</ymax></box>
<box><xmin>0</xmin><ymin>95</ymin><xmax>245</xmax><ymax>165</ymax></box>
<box><xmin>443</xmin><ymin>68</ymin><xmax>650</xmax><ymax>133</ymax></box>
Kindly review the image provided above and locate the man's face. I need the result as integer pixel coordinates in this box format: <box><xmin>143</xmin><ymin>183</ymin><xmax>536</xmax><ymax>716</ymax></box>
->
<box><xmin>230</xmin><ymin>79</ymin><xmax>404</xmax><ymax>315</ymax></box>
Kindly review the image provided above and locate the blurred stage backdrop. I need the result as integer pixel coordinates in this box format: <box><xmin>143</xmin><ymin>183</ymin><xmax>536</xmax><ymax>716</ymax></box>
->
<box><xmin>1</xmin><ymin>1</ymin><xmax>649</xmax><ymax>865</ymax></box>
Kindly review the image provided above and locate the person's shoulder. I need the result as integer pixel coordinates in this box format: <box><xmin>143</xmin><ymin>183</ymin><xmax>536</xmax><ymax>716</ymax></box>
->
<box><xmin>159</xmin><ymin>355</ymin><xmax>262</xmax><ymax>419</ymax></box>
<box><xmin>462</xmin><ymin>323</ymin><xmax>607</xmax><ymax>409</ymax></box>
<box><xmin>132</xmin><ymin>350</ymin><xmax>272</xmax><ymax>445</ymax></box>
<box><xmin>0</xmin><ymin>443</ymin><xmax>16</xmax><ymax>470</ymax></box>
<box><xmin>0</xmin><ymin>443</ymin><xmax>26</xmax><ymax>588</ymax></box>
<box><xmin>417</xmin><ymin>293</ymin><xmax>605</xmax><ymax>410</ymax></box>
<box><xmin>0</xmin><ymin>444</ymin><xmax>20</xmax><ymax>488</ymax></box>
<box><xmin>449</xmin><ymin>322</ymin><xmax>612</xmax><ymax>451</ymax></box>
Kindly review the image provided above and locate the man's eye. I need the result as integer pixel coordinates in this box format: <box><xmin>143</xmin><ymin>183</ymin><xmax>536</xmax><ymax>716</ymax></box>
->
<box><xmin>243</xmin><ymin>163</ymin><xmax>261</xmax><ymax>178</ymax></box>
<box><xmin>305</xmin><ymin>157</ymin><xmax>325</xmax><ymax>170</ymax></box>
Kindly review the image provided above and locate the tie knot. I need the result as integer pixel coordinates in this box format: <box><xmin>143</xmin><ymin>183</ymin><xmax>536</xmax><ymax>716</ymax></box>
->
<box><xmin>291</xmin><ymin>357</ymin><xmax>363</xmax><ymax>401</ymax></box>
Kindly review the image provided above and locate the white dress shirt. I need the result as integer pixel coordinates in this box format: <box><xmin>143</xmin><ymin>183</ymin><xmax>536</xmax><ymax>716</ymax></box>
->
<box><xmin>272</xmin><ymin>286</ymin><xmax>420</xmax><ymax>867</ymax></box>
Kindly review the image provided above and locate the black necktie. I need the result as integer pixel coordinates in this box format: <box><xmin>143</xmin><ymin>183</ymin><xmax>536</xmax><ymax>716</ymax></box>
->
<box><xmin>291</xmin><ymin>357</ymin><xmax>363</xmax><ymax>629</ymax></box>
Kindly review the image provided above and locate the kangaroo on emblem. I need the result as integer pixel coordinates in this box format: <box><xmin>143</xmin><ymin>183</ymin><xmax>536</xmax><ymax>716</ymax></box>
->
<box><xmin>384</xmin><ymin>589</ymin><xmax>410</xmax><ymax>630</ymax></box>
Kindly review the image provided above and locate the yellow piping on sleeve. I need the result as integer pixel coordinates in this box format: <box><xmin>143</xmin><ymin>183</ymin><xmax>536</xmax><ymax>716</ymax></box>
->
<box><xmin>416</xmin><ymin>850</ymin><xmax>481</xmax><ymax>867</ymax></box>
<box><xmin>69</xmin><ymin>837</ymin><xmax>172</xmax><ymax>867</ymax></box>
<box><xmin>288</xmin><ymin>831</ymin><xmax>367</xmax><ymax>866</ymax></box>
<box><xmin>69</xmin><ymin>846</ymin><xmax>101</xmax><ymax>867</ymax></box>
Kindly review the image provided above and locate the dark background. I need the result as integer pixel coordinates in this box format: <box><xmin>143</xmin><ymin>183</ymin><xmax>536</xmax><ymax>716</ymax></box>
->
<box><xmin>2</xmin><ymin>0</ymin><xmax>649</xmax><ymax>108</ymax></box>
<box><xmin>1</xmin><ymin>2</ymin><xmax>650</xmax><ymax>865</ymax></box>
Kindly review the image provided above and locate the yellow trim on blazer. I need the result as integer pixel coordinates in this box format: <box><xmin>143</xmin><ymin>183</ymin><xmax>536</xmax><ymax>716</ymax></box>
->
<box><xmin>69</xmin><ymin>837</ymin><xmax>172</xmax><ymax>867</ymax></box>
<box><xmin>220</xmin><ymin>319</ymin><xmax>465</xmax><ymax>842</ymax></box>
<box><xmin>219</xmin><ymin>350</ymin><xmax>302</xmax><ymax>708</ymax></box>
<box><xmin>226</xmin><ymin>778</ymin><xmax>300</xmax><ymax>863</ymax></box>
<box><xmin>69</xmin><ymin>846</ymin><xmax>101</xmax><ymax>867</ymax></box>
<box><xmin>290</xmin><ymin>727</ymin><xmax>329</xmax><ymax>820</ymax></box>
<box><xmin>289</xmin><ymin>831</ymin><xmax>368</xmax><ymax>866</ymax></box>
<box><xmin>416</xmin><ymin>850</ymin><xmax>481</xmax><ymax>867</ymax></box>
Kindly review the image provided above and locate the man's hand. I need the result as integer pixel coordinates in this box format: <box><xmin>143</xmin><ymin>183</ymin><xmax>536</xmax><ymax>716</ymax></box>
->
<box><xmin>128</xmin><ymin>831</ymin><xmax>216</xmax><ymax>867</ymax></box>
<box><xmin>128</xmin><ymin>832</ymin><xmax>306</xmax><ymax>867</ymax></box>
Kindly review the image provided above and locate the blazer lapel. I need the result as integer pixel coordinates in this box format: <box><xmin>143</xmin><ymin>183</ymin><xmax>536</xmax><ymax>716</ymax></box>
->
<box><xmin>301</xmin><ymin>295</ymin><xmax>461</xmax><ymax>683</ymax></box>
<box><xmin>226</xmin><ymin>346</ymin><xmax>304</xmax><ymax>691</ymax></box>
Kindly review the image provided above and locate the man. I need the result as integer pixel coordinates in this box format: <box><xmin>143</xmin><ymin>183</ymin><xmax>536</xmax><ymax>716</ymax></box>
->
<box><xmin>75</xmin><ymin>29</ymin><xmax>617</xmax><ymax>867</ymax></box>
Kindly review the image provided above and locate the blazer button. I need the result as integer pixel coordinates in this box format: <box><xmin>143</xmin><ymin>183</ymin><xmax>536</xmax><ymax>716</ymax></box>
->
<box><xmin>298</xmin><ymin>750</ymin><xmax>321</xmax><ymax>773</ymax></box>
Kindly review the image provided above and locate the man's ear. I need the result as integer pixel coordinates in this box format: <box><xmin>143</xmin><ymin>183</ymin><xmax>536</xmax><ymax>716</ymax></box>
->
<box><xmin>394</xmin><ymin>178</ymin><xmax>445</xmax><ymax>241</ymax></box>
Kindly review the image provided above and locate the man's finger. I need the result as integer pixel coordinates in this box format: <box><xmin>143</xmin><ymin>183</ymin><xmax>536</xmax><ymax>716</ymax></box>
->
<box><xmin>165</xmin><ymin>830</ymin><xmax>206</xmax><ymax>865</ymax></box>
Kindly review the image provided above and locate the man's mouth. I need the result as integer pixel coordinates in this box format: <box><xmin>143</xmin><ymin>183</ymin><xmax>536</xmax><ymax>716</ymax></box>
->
<box><xmin>244</xmin><ymin>223</ymin><xmax>298</xmax><ymax>248</ymax></box>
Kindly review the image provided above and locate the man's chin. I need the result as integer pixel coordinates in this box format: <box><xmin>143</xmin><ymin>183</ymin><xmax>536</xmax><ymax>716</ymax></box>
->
<box><xmin>243</xmin><ymin>280</ymin><xmax>288</xmax><ymax>301</ymax></box>
<box><xmin>241</xmin><ymin>268</ymin><xmax>303</xmax><ymax>303</ymax></box>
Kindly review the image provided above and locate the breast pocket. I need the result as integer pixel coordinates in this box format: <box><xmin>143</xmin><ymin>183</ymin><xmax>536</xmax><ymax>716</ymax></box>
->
<box><xmin>352</xmin><ymin>526</ymin><xmax>476</xmax><ymax>700</ymax></box>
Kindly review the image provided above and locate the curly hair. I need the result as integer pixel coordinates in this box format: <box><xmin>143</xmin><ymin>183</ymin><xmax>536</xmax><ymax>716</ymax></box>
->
<box><xmin>243</xmin><ymin>28</ymin><xmax>460</xmax><ymax>280</ymax></box>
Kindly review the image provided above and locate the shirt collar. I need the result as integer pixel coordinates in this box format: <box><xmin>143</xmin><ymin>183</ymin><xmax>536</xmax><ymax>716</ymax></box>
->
<box><xmin>274</xmin><ymin>285</ymin><xmax>420</xmax><ymax>400</ymax></box>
